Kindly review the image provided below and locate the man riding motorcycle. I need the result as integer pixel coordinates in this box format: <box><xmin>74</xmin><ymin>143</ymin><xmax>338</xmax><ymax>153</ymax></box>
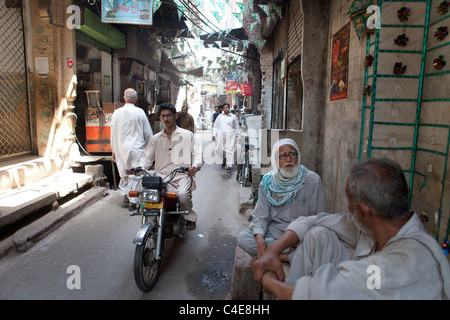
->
<box><xmin>126</xmin><ymin>103</ymin><xmax>203</xmax><ymax>230</ymax></box>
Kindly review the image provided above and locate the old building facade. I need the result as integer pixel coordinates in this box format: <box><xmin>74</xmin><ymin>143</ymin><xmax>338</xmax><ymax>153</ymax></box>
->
<box><xmin>243</xmin><ymin>0</ymin><xmax>449</xmax><ymax>244</ymax></box>
<box><xmin>0</xmin><ymin>0</ymin><xmax>191</xmax><ymax>195</ymax></box>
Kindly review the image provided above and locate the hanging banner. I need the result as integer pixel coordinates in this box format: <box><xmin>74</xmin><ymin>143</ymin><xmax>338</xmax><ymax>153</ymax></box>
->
<box><xmin>270</xmin><ymin>3</ymin><xmax>282</xmax><ymax>19</ymax></box>
<box><xmin>232</xmin><ymin>12</ymin><xmax>242</xmax><ymax>22</ymax></box>
<box><xmin>236</xmin><ymin>2</ymin><xmax>246</xmax><ymax>12</ymax></box>
<box><xmin>251</xmin><ymin>13</ymin><xmax>261</xmax><ymax>24</ymax></box>
<box><xmin>258</xmin><ymin>4</ymin><xmax>270</xmax><ymax>16</ymax></box>
<box><xmin>178</xmin><ymin>5</ymin><xmax>187</xmax><ymax>19</ymax></box>
<box><xmin>240</xmin><ymin>82</ymin><xmax>253</xmax><ymax>96</ymax></box>
<box><xmin>255</xmin><ymin>39</ymin><xmax>266</xmax><ymax>49</ymax></box>
<box><xmin>152</xmin><ymin>0</ymin><xmax>161</xmax><ymax>13</ymax></box>
<box><xmin>102</xmin><ymin>0</ymin><xmax>154</xmax><ymax>25</ymax></box>
<box><xmin>211</xmin><ymin>10</ymin><xmax>223</xmax><ymax>23</ymax></box>
<box><xmin>226</xmin><ymin>81</ymin><xmax>239</xmax><ymax>94</ymax></box>
<box><xmin>330</xmin><ymin>22</ymin><xmax>350</xmax><ymax>101</ymax></box>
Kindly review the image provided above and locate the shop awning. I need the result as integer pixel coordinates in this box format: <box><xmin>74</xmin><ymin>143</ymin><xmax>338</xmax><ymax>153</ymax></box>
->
<box><xmin>78</xmin><ymin>8</ymin><xmax>126</xmax><ymax>50</ymax></box>
<box><xmin>160</xmin><ymin>52</ymin><xmax>204</xmax><ymax>79</ymax></box>
<box><xmin>200</xmin><ymin>27</ymin><xmax>247</xmax><ymax>49</ymax></box>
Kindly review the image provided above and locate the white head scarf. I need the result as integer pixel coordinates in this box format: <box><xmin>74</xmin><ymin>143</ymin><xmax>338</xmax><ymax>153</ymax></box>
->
<box><xmin>261</xmin><ymin>139</ymin><xmax>307</xmax><ymax>206</ymax></box>
<box><xmin>270</xmin><ymin>138</ymin><xmax>301</xmax><ymax>174</ymax></box>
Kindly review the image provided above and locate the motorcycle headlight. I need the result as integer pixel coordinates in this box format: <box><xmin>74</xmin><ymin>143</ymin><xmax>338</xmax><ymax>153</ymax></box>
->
<box><xmin>142</xmin><ymin>189</ymin><xmax>160</xmax><ymax>202</ymax></box>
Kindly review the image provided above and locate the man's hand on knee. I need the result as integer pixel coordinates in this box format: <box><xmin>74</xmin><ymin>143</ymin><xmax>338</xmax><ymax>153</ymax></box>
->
<box><xmin>251</xmin><ymin>248</ymin><xmax>285</xmax><ymax>284</ymax></box>
<box><xmin>251</xmin><ymin>230</ymin><xmax>300</xmax><ymax>284</ymax></box>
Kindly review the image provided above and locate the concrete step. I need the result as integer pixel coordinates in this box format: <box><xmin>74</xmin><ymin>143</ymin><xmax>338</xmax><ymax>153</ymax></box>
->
<box><xmin>0</xmin><ymin>156</ymin><xmax>108</xmax><ymax>259</ymax></box>
<box><xmin>0</xmin><ymin>186</ymin><xmax>107</xmax><ymax>258</ymax></box>
<box><xmin>0</xmin><ymin>157</ymin><xmax>62</xmax><ymax>194</ymax></box>
<box><xmin>0</xmin><ymin>169</ymin><xmax>94</xmax><ymax>229</ymax></box>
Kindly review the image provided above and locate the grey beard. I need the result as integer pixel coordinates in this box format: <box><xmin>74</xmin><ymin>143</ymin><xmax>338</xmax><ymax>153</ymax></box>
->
<box><xmin>279</xmin><ymin>165</ymin><xmax>299</xmax><ymax>179</ymax></box>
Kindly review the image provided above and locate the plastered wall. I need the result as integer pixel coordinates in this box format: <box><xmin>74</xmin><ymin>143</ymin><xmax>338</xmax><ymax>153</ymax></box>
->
<box><xmin>322</xmin><ymin>0</ymin><xmax>365</xmax><ymax>214</ymax></box>
<box><xmin>323</xmin><ymin>0</ymin><xmax>449</xmax><ymax>242</ymax></box>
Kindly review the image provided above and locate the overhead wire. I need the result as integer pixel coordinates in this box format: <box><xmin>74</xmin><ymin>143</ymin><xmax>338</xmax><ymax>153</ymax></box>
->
<box><xmin>165</xmin><ymin>0</ymin><xmax>244</xmax><ymax>46</ymax></box>
<box><xmin>179</xmin><ymin>0</ymin><xmax>222</xmax><ymax>37</ymax></box>
<box><xmin>156</xmin><ymin>0</ymin><xmax>219</xmax><ymax>39</ymax></box>
<box><xmin>173</xmin><ymin>0</ymin><xmax>254</xmax><ymax>62</ymax></box>
<box><xmin>180</xmin><ymin>0</ymin><xmax>245</xmax><ymax>44</ymax></box>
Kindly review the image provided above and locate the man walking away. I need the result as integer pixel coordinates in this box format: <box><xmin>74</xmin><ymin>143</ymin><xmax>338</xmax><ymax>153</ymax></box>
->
<box><xmin>111</xmin><ymin>88</ymin><xmax>153</xmax><ymax>211</ymax></box>
<box><xmin>212</xmin><ymin>103</ymin><xmax>239</xmax><ymax>173</ymax></box>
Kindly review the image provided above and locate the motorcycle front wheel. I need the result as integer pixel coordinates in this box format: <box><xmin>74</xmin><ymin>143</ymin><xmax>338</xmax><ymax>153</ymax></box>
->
<box><xmin>134</xmin><ymin>225</ymin><xmax>161</xmax><ymax>291</ymax></box>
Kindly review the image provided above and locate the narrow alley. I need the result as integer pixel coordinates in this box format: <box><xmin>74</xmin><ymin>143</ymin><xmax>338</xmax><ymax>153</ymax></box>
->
<box><xmin>0</xmin><ymin>0</ymin><xmax>449</xmax><ymax>304</ymax></box>
<box><xmin>0</xmin><ymin>130</ymin><xmax>250</xmax><ymax>300</ymax></box>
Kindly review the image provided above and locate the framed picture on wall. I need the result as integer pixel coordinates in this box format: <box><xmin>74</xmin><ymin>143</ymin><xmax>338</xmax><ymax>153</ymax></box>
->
<box><xmin>330</xmin><ymin>22</ymin><xmax>350</xmax><ymax>102</ymax></box>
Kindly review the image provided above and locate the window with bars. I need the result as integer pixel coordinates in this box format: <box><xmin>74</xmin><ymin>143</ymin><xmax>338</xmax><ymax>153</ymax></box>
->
<box><xmin>0</xmin><ymin>0</ymin><xmax>31</xmax><ymax>159</ymax></box>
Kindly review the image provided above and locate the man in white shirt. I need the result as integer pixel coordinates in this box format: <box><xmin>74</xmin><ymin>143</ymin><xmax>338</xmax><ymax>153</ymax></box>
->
<box><xmin>127</xmin><ymin>103</ymin><xmax>203</xmax><ymax>230</ymax></box>
<box><xmin>251</xmin><ymin>158</ymin><xmax>450</xmax><ymax>299</ymax></box>
<box><xmin>110</xmin><ymin>88</ymin><xmax>153</xmax><ymax>210</ymax></box>
<box><xmin>212</xmin><ymin>103</ymin><xmax>239</xmax><ymax>173</ymax></box>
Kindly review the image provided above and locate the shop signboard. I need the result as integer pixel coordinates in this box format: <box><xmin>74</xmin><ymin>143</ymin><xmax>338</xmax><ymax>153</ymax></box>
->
<box><xmin>101</xmin><ymin>0</ymin><xmax>153</xmax><ymax>25</ymax></box>
<box><xmin>227</xmin><ymin>70</ymin><xmax>239</xmax><ymax>81</ymax></box>
<box><xmin>226</xmin><ymin>81</ymin><xmax>239</xmax><ymax>94</ymax></box>
<box><xmin>240</xmin><ymin>82</ymin><xmax>254</xmax><ymax>96</ymax></box>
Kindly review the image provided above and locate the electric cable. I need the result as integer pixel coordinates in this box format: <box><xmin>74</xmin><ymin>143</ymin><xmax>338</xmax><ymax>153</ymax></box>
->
<box><xmin>180</xmin><ymin>0</ymin><xmax>245</xmax><ymax>44</ymax></box>
<box><xmin>173</xmin><ymin>0</ymin><xmax>253</xmax><ymax>62</ymax></box>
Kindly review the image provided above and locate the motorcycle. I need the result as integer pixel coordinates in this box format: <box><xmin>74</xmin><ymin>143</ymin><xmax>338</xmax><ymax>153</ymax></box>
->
<box><xmin>128</xmin><ymin>166</ymin><xmax>189</xmax><ymax>292</ymax></box>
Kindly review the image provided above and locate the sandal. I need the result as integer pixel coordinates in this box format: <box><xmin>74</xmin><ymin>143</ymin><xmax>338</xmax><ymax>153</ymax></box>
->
<box><xmin>186</xmin><ymin>221</ymin><xmax>196</xmax><ymax>230</ymax></box>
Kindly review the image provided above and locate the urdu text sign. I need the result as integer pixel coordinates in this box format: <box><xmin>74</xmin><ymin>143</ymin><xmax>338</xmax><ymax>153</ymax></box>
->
<box><xmin>101</xmin><ymin>0</ymin><xmax>153</xmax><ymax>25</ymax></box>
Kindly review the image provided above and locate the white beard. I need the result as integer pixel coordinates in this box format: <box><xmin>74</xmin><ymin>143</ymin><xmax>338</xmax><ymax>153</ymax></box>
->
<box><xmin>279</xmin><ymin>164</ymin><xmax>299</xmax><ymax>179</ymax></box>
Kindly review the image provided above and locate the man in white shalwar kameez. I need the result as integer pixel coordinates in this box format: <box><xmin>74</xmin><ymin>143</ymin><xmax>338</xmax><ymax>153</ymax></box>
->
<box><xmin>252</xmin><ymin>158</ymin><xmax>450</xmax><ymax>299</ymax></box>
<box><xmin>237</xmin><ymin>139</ymin><xmax>326</xmax><ymax>259</ymax></box>
<box><xmin>212</xmin><ymin>103</ymin><xmax>239</xmax><ymax>173</ymax></box>
<box><xmin>128</xmin><ymin>103</ymin><xmax>203</xmax><ymax>230</ymax></box>
<box><xmin>111</xmin><ymin>88</ymin><xmax>153</xmax><ymax>210</ymax></box>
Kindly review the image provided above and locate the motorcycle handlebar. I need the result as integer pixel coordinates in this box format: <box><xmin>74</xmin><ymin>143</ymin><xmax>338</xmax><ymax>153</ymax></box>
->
<box><xmin>129</xmin><ymin>166</ymin><xmax>189</xmax><ymax>177</ymax></box>
<box><xmin>133</xmin><ymin>166</ymin><xmax>144</xmax><ymax>174</ymax></box>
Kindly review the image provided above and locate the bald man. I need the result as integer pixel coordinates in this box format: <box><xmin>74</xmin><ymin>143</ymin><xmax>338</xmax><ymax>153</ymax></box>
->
<box><xmin>111</xmin><ymin>88</ymin><xmax>153</xmax><ymax>210</ymax></box>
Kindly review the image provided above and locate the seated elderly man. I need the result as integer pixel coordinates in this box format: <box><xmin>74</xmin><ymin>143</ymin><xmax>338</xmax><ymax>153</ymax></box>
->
<box><xmin>252</xmin><ymin>158</ymin><xmax>450</xmax><ymax>299</ymax></box>
<box><xmin>237</xmin><ymin>138</ymin><xmax>326</xmax><ymax>259</ymax></box>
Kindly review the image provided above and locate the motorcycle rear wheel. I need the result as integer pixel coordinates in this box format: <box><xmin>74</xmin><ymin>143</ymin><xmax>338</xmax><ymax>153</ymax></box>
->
<box><xmin>134</xmin><ymin>225</ymin><xmax>161</xmax><ymax>291</ymax></box>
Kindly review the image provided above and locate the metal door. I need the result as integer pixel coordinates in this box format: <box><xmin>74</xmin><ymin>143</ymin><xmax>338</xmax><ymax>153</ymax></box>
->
<box><xmin>0</xmin><ymin>0</ymin><xmax>31</xmax><ymax>159</ymax></box>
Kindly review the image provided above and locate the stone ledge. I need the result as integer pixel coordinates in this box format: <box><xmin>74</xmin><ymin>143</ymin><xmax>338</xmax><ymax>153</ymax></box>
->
<box><xmin>11</xmin><ymin>187</ymin><xmax>106</xmax><ymax>253</ymax></box>
<box><xmin>230</xmin><ymin>246</ymin><xmax>261</xmax><ymax>300</ymax></box>
<box><xmin>0</xmin><ymin>171</ymin><xmax>94</xmax><ymax>229</ymax></box>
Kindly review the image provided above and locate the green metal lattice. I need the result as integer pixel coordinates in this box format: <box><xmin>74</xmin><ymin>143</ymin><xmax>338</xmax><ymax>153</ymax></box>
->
<box><xmin>359</xmin><ymin>0</ymin><xmax>450</xmax><ymax>242</ymax></box>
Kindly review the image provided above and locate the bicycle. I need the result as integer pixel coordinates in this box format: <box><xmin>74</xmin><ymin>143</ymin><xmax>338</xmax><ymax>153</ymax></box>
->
<box><xmin>236</xmin><ymin>133</ymin><xmax>252</xmax><ymax>187</ymax></box>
